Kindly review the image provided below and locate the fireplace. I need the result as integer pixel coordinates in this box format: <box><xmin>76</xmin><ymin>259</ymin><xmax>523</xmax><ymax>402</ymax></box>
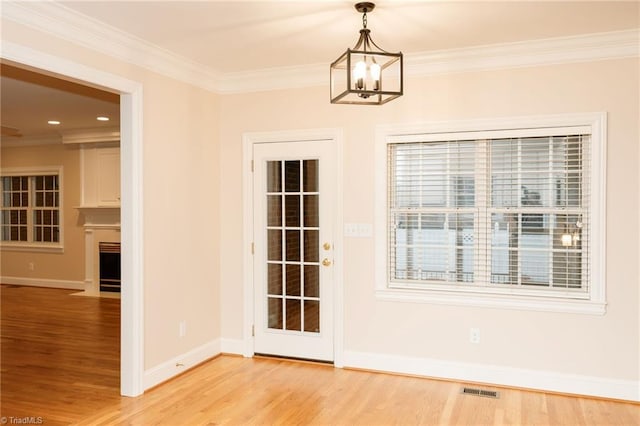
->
<box><xmin>99</xmin><ymin>242</ymin><xmax>121</xmax><ymax>293</ymax></box>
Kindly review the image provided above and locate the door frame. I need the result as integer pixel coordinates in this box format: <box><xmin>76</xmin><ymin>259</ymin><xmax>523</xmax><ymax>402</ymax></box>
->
<box><xmin>2</xmin><ymin>41</ymin><xmax>145</xmax><ymax>396</ymax></box>
<box><xmin>242</xmin><ymin>128</ymin><xmax>344</xmax><ymax>367</ymax></box>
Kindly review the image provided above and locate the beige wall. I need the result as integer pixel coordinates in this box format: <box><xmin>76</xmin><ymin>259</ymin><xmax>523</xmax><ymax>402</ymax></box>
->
<box><xmin>0</xmin><ymin>143</ymin><xmax>84</xmax><ymax>282</ymax></box>
<box><xmin>1</xmin><ymin>19</ymin><xmax>221</xmax><ymax>369</ymax></box>
<box><xmin>219</xmin><ymin>58</ymin><xmax>639</xmax><ymax>382</ymax></box>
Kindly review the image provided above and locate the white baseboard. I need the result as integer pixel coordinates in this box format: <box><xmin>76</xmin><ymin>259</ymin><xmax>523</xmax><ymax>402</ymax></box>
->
<box><xmin>1</xmin><ymin>276</ymin><xmax>84</xmax><ymax>290</ymax></box>
<box><xmin>220</xmin><ymin>338</ymin><xmax>245</xmax><ymax>355</ymax></box>
<box><xmin>343</xmin><ymin>350</ymin><xmax>639</xmax><ymax>402</ymax></box>
<box><xmin>143</xmin><ymin>339</ymin><xmax>221</xmax><ymax>390</ymax></box>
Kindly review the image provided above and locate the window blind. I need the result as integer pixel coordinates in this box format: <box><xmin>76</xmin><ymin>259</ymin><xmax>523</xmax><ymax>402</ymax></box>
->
<box><xmin>388</xmin><ymin>134</ymin><xmax>589</xmax><ymax>293</ymax></box>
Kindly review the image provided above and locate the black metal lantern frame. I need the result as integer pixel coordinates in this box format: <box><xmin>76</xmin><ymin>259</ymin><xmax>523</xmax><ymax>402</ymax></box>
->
<box><xmin>330</xmin><ymin>2</ymin><xmax>403</xmax><ymax>105</ymax></box>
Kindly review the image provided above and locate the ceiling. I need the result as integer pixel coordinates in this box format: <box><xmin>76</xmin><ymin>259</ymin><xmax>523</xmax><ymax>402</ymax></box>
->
<box><xmin>60</xmin><ymin>0</ymin><xmax>639</xmax><ymax>74</ymax></box>
<box><xmin>1</xmin><ymin>64</ymin><xmax>120</xmax><ymax>144</ymax></box>
<box><xmin>1</xmin><ymin>1</ymin><xmax>638</xmax><ymax>144</ymax></box>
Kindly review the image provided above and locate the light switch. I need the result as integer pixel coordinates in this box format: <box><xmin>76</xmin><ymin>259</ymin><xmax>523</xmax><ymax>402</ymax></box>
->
<box><xmin>344</xmin><ymin>222</ymin><xmax>372</xmax><ymax>238</ymax></box>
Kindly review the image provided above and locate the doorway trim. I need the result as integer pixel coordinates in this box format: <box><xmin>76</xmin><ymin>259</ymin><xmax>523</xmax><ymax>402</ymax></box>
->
<box><xmin>2</xmin><ymin>41</ymin><xmax>145</xmax><ymax>396</ymax></box>
<box><xmin>242</xmin><ymin>128</ymin><xmax>344</xmax><ymax>367</ymax></box>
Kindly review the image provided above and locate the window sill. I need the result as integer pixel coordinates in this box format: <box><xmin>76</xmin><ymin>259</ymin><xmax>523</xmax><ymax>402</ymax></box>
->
<box><xmin>376</xmin><ymin>288</ymin><xmax>606</xmax><ymax>315</ymax></box>
<box><xmin>0</xmin><ymin>243</ymin><xmax>64</xmax><ymax>254</ymax></box>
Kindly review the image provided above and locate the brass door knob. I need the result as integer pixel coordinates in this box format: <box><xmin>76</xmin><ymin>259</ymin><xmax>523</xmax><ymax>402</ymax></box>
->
<box><xmin>323</xmin><ymin>242</ymin><xmax>331</xmax><ymax>250</ymax></box>
<box><xmin>322</xmin><ymin>258</ymin><xmax>332</xmax><ymax>267</ymax></box>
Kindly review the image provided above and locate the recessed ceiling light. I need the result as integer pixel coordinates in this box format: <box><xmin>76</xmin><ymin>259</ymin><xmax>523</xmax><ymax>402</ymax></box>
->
<box><xmin>47</xmin><ymin>120</ymin><xmax>61</xmax><ymax>125</ymax></box>
<box><xmin>96</xmin><ymin>116</ymin><xmax>110</xmax><ymax>122</ymax></box>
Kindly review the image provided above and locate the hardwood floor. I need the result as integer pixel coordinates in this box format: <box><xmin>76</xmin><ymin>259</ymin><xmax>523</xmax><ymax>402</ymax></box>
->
<box><xmin>2</xmin><ymin>285</ymin><xmax>639</xmax><ymax>425</ymax></box>
<box><xmin>1</xmin><ymin>285</ymin><xmax>121</xmax><ymax>425</ymax></box>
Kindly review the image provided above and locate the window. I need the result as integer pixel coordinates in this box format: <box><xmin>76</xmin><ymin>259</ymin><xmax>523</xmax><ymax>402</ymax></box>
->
<box><xmin>375</xmin><ymin>114</ymin><xmax>606</xmax><ymax>314</ymax></box>
<box><xmin>1</xmin><ymin>168</ymin><xmax>63</xmax><ymax>250</ymax></box>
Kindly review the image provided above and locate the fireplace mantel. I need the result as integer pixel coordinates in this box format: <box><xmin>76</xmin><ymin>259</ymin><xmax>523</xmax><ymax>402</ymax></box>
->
<box><xmin>76</xmin><ymin>206</ymin><xmax>120</xmax><ymax>229</ymax></box>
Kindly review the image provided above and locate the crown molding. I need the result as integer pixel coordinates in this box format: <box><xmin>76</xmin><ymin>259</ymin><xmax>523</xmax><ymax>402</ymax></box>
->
<box><xmin>219</xmin><ymin>29</ymin><xmax>638</xmax><ymax>93</ymax></box>
<box><xmin>2</xmin><ymin>1</ymin><xmax>638</xmax><ymax>95</ymax></box>
<box><xmin>1</xmin><ymin>1</ymin><xmax>220</xmax><ymax>92</ymax></box>
<box><xmin>62</xmin><ymin>127</ymin><xmax>120</xmax><ymax>144</ymax></box>
<box><xmin>405</xmin><ymin>29</ymin><xmax>640</xmax><ymax>77</ymax></box>
<box><xmin>1</xmin><ymin>135</ymin><xmax>61</xmax><ymax>148</ymax></box>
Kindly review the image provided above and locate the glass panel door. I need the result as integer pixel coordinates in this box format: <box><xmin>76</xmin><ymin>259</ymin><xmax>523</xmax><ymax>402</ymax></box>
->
<box><xmin>253</xmin><ymin>140</ymin><xmax>335</xmax><ymax>361</ymax></box>
<box><xmin>266</xmin><ymin>159</ymin><xmax>320</xmax><ymax>333</ymax></box>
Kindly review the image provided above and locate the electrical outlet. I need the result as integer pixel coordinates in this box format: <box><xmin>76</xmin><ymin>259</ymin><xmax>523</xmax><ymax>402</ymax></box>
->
<box><xmin>470</xmin><ymin>328</ymin><xmax>480</xmax><ymax>344</ymax></box>
<box><xmin>179</xmin><ymin>320</ymin><xmax>187</xmax><ymax>338</ymax></box>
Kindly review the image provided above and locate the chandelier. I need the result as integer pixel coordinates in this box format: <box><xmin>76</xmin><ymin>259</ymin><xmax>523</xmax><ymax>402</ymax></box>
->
<box><xmin>330</xmin><ymin>2</ymin><xmax>403</xmax><ymax>105</ymax></box>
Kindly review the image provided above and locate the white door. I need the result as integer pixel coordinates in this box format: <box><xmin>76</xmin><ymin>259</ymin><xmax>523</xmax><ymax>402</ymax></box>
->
<box><xmin>253</xmin><ymin>140</ymin><xmax>335</xmax><ymax>362</ymax></box>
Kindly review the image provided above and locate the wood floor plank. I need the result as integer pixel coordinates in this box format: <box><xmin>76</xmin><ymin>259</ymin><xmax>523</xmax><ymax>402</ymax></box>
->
<box><xmin>2</xmin><ymin>284</ymin><xmax>639</xmax><ymax>425</ymax></box>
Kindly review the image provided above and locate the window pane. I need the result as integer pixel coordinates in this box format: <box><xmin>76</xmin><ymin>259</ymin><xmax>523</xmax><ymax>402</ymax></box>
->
<box><xmin>267</xmin><ymin>195</ymin><xmax>282</xmax><ymax>227</ymax></box>
<box><xmin>304</xmin><ymin>300</ymin><xmax>320</xmax><ymax>333</ymax></box>
<box><xmin>285</xmin><ymin>264</ymin><xmax>301</xmax><ymax>296</ymax></box>
<box><xmin>285</xmin><ymin>299</ymin><xmax>301</xmax><ymax>331</ymax></box>
<box><xmin>520</xmin><ymin>250</ymin><xmax>550</xmax><ymax>286</ymax></box>
<box><xmin>285</xmin><ymin>195</ymin><xmax>300</xmax><ymax>227</ymax></box>
<box><xmin>304</xmin><ymin>265</ymin><xmax>319</xmax><ymax>298</ymax></box>
<box><xmin>45</xmin><ymin>176</ymin><xmax>55</xmax><ymax>190</ymax></box>
<box><xmin>267</xmin><ymin>230</ymin><xmax>282</xmax><ymax>261</ymax></box>
<box><xmin>552</xmin><ymin>251</ymin><xmax>582</xmax><ymax>289</ymax></box>
<box><xmin>286</xmin><ymin>230</ymin><xmax>300</xmax><ymax>261</ymax></box>
<box><xmin>268</xmin><ymin>298</ymin><xmax>283</xmax><ymax>329</ymax></box>
<box><xmin>284</xmin><ymin>161</ymin><xmax>300</xmax><ymax>192</ymax></box>
<box><xmin>303</xmin><ymin>160</ymin><xmax>318</xmax><ymax>192</ymax></box>
<box><xmin>303</xmin><ymin>195</ymin><xmax>319</xmax><ymax>227</ymax></box>
<box><xmin>391</xmin><ymin>141</ymin><xmax>476</xmax><ymax>210</ymax></box>
<box><xmin>304</xmin><ymin>230</ymin><xmax>319</xmax><ymax>263</ymax></box>
<box><xmin>268</xmin><ymin>264</ymin><xmax>282</xmax><ymax>295</ymax></box>
<box><xmin>267</xmin><ymin>161</ymin><xmax>282</xmax><ymax>192</ymax></box>
<box><xmin>392</xmin><ymin>212</ymin><xmax>473</xmax><ymax>283</ymax></box>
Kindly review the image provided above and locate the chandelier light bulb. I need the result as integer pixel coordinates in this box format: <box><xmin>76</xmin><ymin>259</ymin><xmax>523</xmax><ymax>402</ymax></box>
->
<box><xmin>370</xmin><ymin>63</ymin><xmax>381</xmax><ymax>90</ymax></box>
<box><xmin>353</xmin><ymin>61</ymin><xmax>367</xmax><ymax>89</ymax></box>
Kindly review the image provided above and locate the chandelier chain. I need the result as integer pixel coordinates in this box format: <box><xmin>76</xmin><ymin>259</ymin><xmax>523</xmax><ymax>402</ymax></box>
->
<box><xmin>362</xmin><ymin>11</ymin><xmax>368</xmax><ymax>29</ymax></box>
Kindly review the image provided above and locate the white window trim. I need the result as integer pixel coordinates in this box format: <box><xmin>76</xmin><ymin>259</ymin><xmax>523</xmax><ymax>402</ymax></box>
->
<box><xmin>374</xmin><ymin>113</ymin><xmax>606</xmax><ymax>315</ymax></box>
<box><xmin>1</xmin><ymin>166</ymin><xmax>64</xmax><ymax>253</ymax></box>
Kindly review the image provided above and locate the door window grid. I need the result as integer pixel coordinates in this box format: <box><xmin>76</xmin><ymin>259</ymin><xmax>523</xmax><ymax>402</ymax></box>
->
<box><xmin>1</xmin><ymin>175</ymin><xmax>60</xmax><ymax>244</ymax></box>
<box><xmin>388</xmin><ymin>135</ymin><xmax>589</xmax><ymax>293</ymax></box>
<box><xmin>266</xmin><ymin>159</ymin><xmax>320</xmax><ymax>334</ymax></box>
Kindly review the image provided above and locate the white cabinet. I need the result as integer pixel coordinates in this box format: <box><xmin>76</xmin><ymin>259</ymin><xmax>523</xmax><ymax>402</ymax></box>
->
<box><xmin>81</xmin><ymin>145</ymin><xmax>120</xmax><ymax>207</ymax></box>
